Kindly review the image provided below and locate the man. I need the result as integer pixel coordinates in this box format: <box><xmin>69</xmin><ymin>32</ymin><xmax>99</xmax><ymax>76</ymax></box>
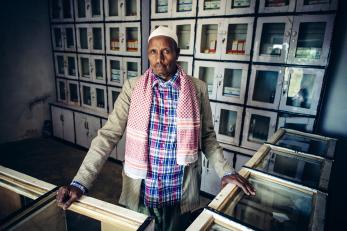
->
<box><xmin>56</xmin><ymin>26</ymin><xmax>255</xmax><ymax>231</ymax></box>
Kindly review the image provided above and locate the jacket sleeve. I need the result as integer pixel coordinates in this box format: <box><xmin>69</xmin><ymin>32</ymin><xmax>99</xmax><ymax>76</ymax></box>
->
<box><xmin>72</xmin><ymin>79</ymin><xmax>133</xmax><ymax>189</ymax></box>
<box><xmin>199</xmin><ymin>82</ymin><xmax>234</xmax><ymax>178</ymax></box>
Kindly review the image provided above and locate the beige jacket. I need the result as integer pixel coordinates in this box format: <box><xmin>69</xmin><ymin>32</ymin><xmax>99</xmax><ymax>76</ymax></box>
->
<box><xmin>73</xmin><ymin>75</ymin><xmax>233</xmax><ymax>213</ymax></box>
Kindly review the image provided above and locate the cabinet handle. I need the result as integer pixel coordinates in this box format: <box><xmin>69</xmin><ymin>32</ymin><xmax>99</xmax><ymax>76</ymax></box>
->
<box><xmin>292</xmin><ymin>31</ymin><xmax>298</xmax><ymax>37</ymax></box>
<box><xmin>87</xmin><ymin>4</ymin><xmax>90</xmax><ymax>10</ymax></box>
<box><xmin>60</xmin><ymin>114</ymin><xmax>64</xmax><ymax>122</ymax></box>
<box><xmin>222</xmin><ymin>38</ymin><xmax>225</xmax><ymax>43</ymax></box>
<box><xmin>120</xmin><ymin>2</ymin><xmax>123</xmax><ymax>7</ymax></box>
<box><xmin>84</xmin><ymin>121</ymin><xmax>89</xmax><ymax>130</ymax></box>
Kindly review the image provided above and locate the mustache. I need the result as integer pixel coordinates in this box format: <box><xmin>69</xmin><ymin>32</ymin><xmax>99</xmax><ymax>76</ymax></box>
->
<box><xmin>154</xmin><ymin>63</ymin><xmax>166</xmax><ymax>68</ymax></box>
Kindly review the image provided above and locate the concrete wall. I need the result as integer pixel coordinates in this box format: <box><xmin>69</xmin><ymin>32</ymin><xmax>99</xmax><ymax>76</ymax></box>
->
<box><xmin>0</xmin><ymin>1</ymin><xmax>55</xmax><ymax>143</ymax></box>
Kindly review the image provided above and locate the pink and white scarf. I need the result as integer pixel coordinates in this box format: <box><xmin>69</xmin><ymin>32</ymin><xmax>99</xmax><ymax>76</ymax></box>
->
<box><xmin>124</xmin><ymin>66</ymin><xmax>200</xmax><ymax>179</ymax></box>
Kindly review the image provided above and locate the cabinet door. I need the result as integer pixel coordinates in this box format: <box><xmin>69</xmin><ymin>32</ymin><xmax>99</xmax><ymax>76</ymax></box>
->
<box><xmin>210</xmin><ymin>102</ymin><xmax>217</xmax><ymax>129</ymax></box>
<box><xmin>106</xmin><ymin>23</ymin><xmax>122</xmax><ymax>54</ymax></box>
<box><xmin>195</xmin><ymin>18</ymin><xmax>223</xmax><ymax>60</ymax></box>
<box><xmin>91</xmin><ymin>55</ymin><xmax>106</xmax><ymax>83</ymax></box>
<box><xmin>279</xmin><ymin>67</ymin><xmax>324</xmax><ymax>115</ymax></box>
<box><xmin>75</xmin><ymin>112</ymin><xmax>101</xmax><ymax>148</ymax></box>
<box><xmin>75</xmin><ymin>0</ymin><xmax>103</xmax><ymax>21</ymax></box>
<box><xmin>193</xmin><ymin>60</ymin><xmax>219</xmax><ymax>100</ymax></box>
<box><xmin>107</xmin><ymin>56</ymin><xmax>124</xmax><ymax>87</ymax></box>
<box><xmin>52</xmin><ymin>106</ymin><xmax>75</xmax><ymax>143</ymax></box>
<box><xmin>54</xmin><ymin>53</ymin><xmax>65</xmax><ymax>77</ymax></box>
<box><xmin>296</xmin><ymin>0</ymin><xmax>338</xmax><ymax>12</ymax></box>
<box><xmin>65</xmin><ymin>54</ymin><xmax>78</xmax><ymax>79</ymax></box>
<box><xmin>108</xmin><ymin>87</ymin><xmax>121</xmax><ymax>112</ymax></box>
<box><xmin>51</xmin><ymin>0</ymin><xmax>73</xmax><ymax>22</ymax></box>
<box><xmin>221</xmin><ymin>17</ymin><xmax>254</xmax><ymax>61</ymax></box>
<box><xmin>63</xmin><ymin>25</ymin><xmax>76</xmax><ymax>51</ymax></box>
<box><xmin>277</xmin><ymin>115</ymin><xmax>315</xmax><ymax>132</ymax></box>
<box><xmin>94</xmin><ymin>85</ymin><xmax>107</xmax><ymax>113</ymax></box>
<box><xmin>105</xmin><ymin>0</ymin><xmax>123</xmax><ymax>20</ymax></box>
<box><xmin>247</xmin><ymin>65</ymin><xmax>284</xmax><ymax>109</ymax></box>
<box><xmin>173</xmin><ymin>20</ymin><xmax>195</xmax><ymax>55</ymax></box>
<box><xmin>216</xmin><ymin>62</ymin><xmax>248</xmax><ymax>104</ymax></box>
<box><xmin>253</xmin><ymin>16</ymin><xmax>292</xmax><ymax>63</ymax></box>
<box><xmin>90</xmin><ymin>24</ymin><xmax>105</xmax><ymax>54</ymax></box>
<box><xmin>258</xmin><ymin>0</ymin><xmax>296</xmax><ymax>13</ymax></box>
<box><xmin>201</xmin><ymin>155</ymin><xmax>220</xmax><ymax>196</ymax></box>
<box><xmin>89</xmin><ymin>0</ymin><xmax>103</xmax><ymax>21</ymax></box>
<box><xmin>78</xmin><ymin>54</ymin><xmax>92</xmax><ymax>81</ymax></box>
<box><xmin>172</xmin><ymin>0</ymin><xmax>197</xmax><ymax>18</ymax></box>
<box><xmin>225</xmin><ymin>0</ymin><xmax>256</xmax><ymax>15</ymax></box>
<box><xmin>52</xmin><ymin>26</ymin><xmax>64</xmax><ymax>51</ymax></box>
<box><xmin>151</xmin><ymin>0</ymin><xmax>172</xmax><ymax>18</ymax></box>
<box><xmin>123</xmin><ymin>0</ymin><xmax>141</xmax><ymax>21</ymax></box>
<box><xmin>67</xmin><ymin>80</ymin><xmax>80</xmax><ymax>106</ymax></box>
<box><xmin>198</xmin><ymin>0</ymin><xmax>227</xmax><ymax>16</ymax></box>
<box><xmin>214</xmin><ymin>103</ymin><xmax>243</xmax><ymax>146</ymax></box>
<box><xmin>242</xmin><ymin>108</ymin><xmax>277</xmax><ymax>150</ymax></box>
<box><xmin>76</xmin><ymin>24</ymin><xmax>91</xmax><ymax>52</ymax></box>
<box><xmin>51</xmin><ymin>0</ymin><xmax>62</xmax><ymax>22</ymax></box>
<box><xmin>123</xmin><ymin>57</ymin><xmax>141</xmax><ymax>80</ymax></box>
<box><xmin>56</xmin><ymin>79</ymin><xmax>67</xmax><ymax>103</ymax></box>
<box><xmin>177</xmin><ymin>56</ymin><xmax>193</xmax><ymax>76</ymax></box>
<box><xmin>287</xmin><ymin>15</ymin><xmax>334</xmax><ymax>66</ymax></box>
<box><xmin>80</xmin><ymin>82</ymin><xmax>94</xmax><ymax>109</ymax></box>
<box><xmin>124</xmin><ymin>22</ymin><xmax>141</xmax><ymax>56</ymax></box>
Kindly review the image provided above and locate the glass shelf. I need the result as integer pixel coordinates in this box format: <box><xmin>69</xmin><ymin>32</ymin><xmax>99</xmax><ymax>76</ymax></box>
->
<box><xmin>177</xmin><ymin>24</ymin><xmax>191</xmax><ymax>50</ymax></box>
<box><xmin>222</xmin><ymin>69</ymin><xmax>242</xmax><ymax>97</ymax></box>
<box><xmin>226</xmin><ymin>24</ymin><xmax>247</xmax><ymax>55</ymax></box>
<box><xmin>253</xmin><ymin>70</ymin><xmax>278</xmax><ymax>104</ymax></box>
<box><xmin>260</xmin><ymin>23</ymin><xmax>285</xmax><ymax>56</ymax></box>
<box><xmin>200</xmin><ymin>24</ymin><xmax>218</xmax><ymax>54</ymax></box>
<box><xmin>126</xmin><ymin>27</ymin><xmax>139</xmax><ymax>52</ymax></box>
<box><xmin>248</xmin><ymin>114</ymin><xmax>271</xmax><ymax>143</ymax></box>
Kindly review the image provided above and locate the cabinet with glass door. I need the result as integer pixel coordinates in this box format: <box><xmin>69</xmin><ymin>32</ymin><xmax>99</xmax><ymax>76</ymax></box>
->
<box><xmin>56</xmin><ymin>79</ymin><xmax>67</xmax><ymax>104</ymax></box>
<box><xmin>52</xmin><ymin>25</ymin><xmax>76</xmax><ymax>52</ymax></box>
<box><xmin>107</xmin><ymin>56</ymin><xmax>141</xmax><ymax>87</ymax></box>
<box><xmin>258</xmin><ymin>0</ymin><xmax>296</xmax><ymax>13</ymax></box>
<box><xmin>76</xmin><ymin>23</ymin><xmax>105</xmax><ymax>54</ymax></box>
<box><xmin>67</xmin><ymin>80</ymin><xmax>80</xmax><ymax>106</ymax></box>
<box><xmin>78</xmin><ymin>54</ymin><xmax>106</xmax><ymax>84</ymax></box>
<box><xmin>80</xmin><ymin>83</ymin><xmax>107</xmax><ymax>113</ymax></box>
<box><xmin>108</xmin><ymin>87</ymin><xmax>121</xmax><ymax>112</ymax></box>
<box><xmin>151</xmin><ymin>0</ymin><xmax>197</xmax><ymax>19</ymax></box>
<box><xmin>194</xmin><ymin>60</ymin><xmax>219</xmax><ymax>99</ymax></box>
<box><xmin>277</xmin><ymin>114</ymin><xmax>315</xmax><ymax>132</ymax></box>
<box><xmin>75</xmin><ymin>0</ymin><xmax>103</xmax><ymax>22</ymax></box>
<box><xmin>54</xmin><ymin>53</ymin><xmax>78</xmax><ymax>79</ymax></box>
<box><xmin>50</xmin><ymin>0</ymin><xmax>74</xmax><ymax>22</ymax></box>
<box><xmin>296</xmin><ymin>0</ymin><xmax>338</xmax><ymax>12</ymax></box>
<box><xmin>177</xmin><ymin>56</ymin><xmax>193</xmax><ymax>76</ymax></box>
<box><xmin>105</xmin><ymin>0</ymin><xmax>140</xmax><ymax>21</ymax></box>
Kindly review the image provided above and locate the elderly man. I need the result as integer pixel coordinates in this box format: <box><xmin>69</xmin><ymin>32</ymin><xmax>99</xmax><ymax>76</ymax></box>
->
<box><xmin>56</xmin><ymin>26</ymin><xmax>255</xmax><ymax>231</ymax></box>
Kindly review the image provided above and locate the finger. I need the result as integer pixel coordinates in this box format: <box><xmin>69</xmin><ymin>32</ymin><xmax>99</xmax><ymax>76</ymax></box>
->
<box><xmin>235</xmin><ymin>181</ymin><xmax>250</xmax><ymax>196</ymax></box>
<box><xmin>63</xmin><ymin>194</ymin><xmax>77</xmax><ymax>210</ymax></box>
<box><xmin>56</xmin><ymin>187</ymin><xmax>68</xmax><ymax>203</ymax></box>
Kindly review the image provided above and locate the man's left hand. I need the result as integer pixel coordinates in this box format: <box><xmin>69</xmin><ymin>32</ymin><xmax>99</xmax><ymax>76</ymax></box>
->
<box><xmin>221</xmin><ymin>172</ymin><xmax>256</xmax><ymax>196</ymax></box>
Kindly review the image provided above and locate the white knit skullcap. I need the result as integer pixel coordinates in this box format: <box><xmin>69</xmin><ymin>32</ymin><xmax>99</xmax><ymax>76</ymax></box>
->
<box><xmin>148</xmin><ymin>26</ymin><xmax>178</xmax><ymax>45</ymax></box>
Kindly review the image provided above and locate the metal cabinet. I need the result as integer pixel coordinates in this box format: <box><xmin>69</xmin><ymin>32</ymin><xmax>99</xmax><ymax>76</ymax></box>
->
<box><xmin>107</xmin><ymin>56</ymin><xmax>141</xmax><ymax>87</ymax></box>
<box><xmin>80</xmin><ymin>83</ymin><xmax>107</xmax><ymax>113</ymax></box>
<box><xmin>151</xmin><ymin>0</ymin><xmax>197</xmax><ymax>19</ymax></box>
<box><xmin>76</xmin><ymin>23</ymin><xmax>104</xmax><ymax>54</ymax></box>
<box><xmin>105</xmin><ymin>0</ymin><xmax>141</xmax><ymax>21</ymax></box>
<box><xmin>54</xmin><ymin>53</ymin><xmax>78</xmax><ymax>79</ymax></box>
<box><xmin>51</xmin><ymin>106</ymin><xmax>75</xmax><ymax>143</ymax></box>
<box><xmin>75</xmin><ymin>0</ymin><xmax>103</xmax><ymax>22</ymax></box>
<box><xmin>50</xmin><ymin>0</ymin><xmax>74</xmax><ymax>22</ymax></box>
<box><xmin>52</xmin><ymin>25</ymin><xmax>76</xmax><ymax>51</ymax></box>
<box><xmin>78</xmin><ymin>54</ymin><xmax>106</xmax><ymax>84</ymax></box>
<box><xmin>75</xmin><ymin>112</ymin><xmax>101</xmax><ymax>148</ymax></box>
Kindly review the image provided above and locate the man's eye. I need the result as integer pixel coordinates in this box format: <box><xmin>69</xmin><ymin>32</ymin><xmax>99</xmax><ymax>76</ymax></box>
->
<box><xmin>163</xmin><ymin>50</ymin><xmax>170</xmax><ymax>54</ymax></box>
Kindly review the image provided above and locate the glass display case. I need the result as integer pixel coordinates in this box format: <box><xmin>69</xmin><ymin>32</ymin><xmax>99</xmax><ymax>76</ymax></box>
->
<box><xmin>54</xmin><ymin>53</ymin><xmax>78</xmax><ymax>79</ymax></box>
<box><xmin>52</xmin><ymin>25</ymin><xmax>76</xmax><ymax>51</ymax></box>
<box><xmin>296</xmin><ymin>0</ymin><xmax>338</xmax><ymax>12</ymax></box>
<box><xmin>245</xmin><ymin>144</ymin><xmax>332</xmax><ymax>191</ymax></box>
<box><xmin>175</xmin><ymin>20</ymin><xmax>195</xmax><ymax>55</ymax></box>
<box><xmin>242</xmin><ymin>108</ymin><xmax>277</xmax><ymax>150</ymax></box>
<box><xmin>80</xmin><ymin>83</ymin><xmax>107</xmax><ymax>113</ymax></box>
<box><xmin>247</xmin><ymin>65</ymin><xmax>284</xmax><ymax>110</ymax></box>
<box><xmin>105</xmin><ymin>0</ymin><xmax>140</xmax><ymax>21</ymax></box>
<box><xmin>107</xmin><ymin>56</ymin><xmax>123</xmax><ymax>87</ymax></box>
<box><xmin>78</xmin><ymin>55</ymin><xmax>106</xmax><ymax>84</ymax></box>
<box><xmin>267</xmin><ymin>128</ymin><xmax>337</xmax><ymax>159</ymax></box>
<box><xmin>277</xmin><ymin>114</ymin><xmax>315</xmax><ymax>132</ymax></box>
<box><xmin>56</xmin><ymin>79</ymin><xmax>67</xmax><ymax>103</ymax></box>
<box><xmin>194</xmin><ymin>60</ymin><xmax>219</xmax><ymax>100</ymax></box>
<box><xmin>279</xmin><ymin>67</ymin><xmax>324</xmax><ymax>115</ymax></box>
<box><xmin>76</xmin><ymin>24</ymin><xmax>105</xmax><ymax>54</ymax></box>
<box><xmin>123</xmin><ymin>57</ymin><xmax>140</xmax><ymax>80</ymax></box>
<box><xmin>67</xmin><ymin>80</ymin><xmax>80</xmax><ymax>106</ymax></box>
<box><xmin>75</xmin><ymin>0</ymin><xmax>103</xmax><ymax>21</ymax></box>
<box><xmin>258</xmin><ymin>0</ymin><xmax>296</xmax><ymax>13</ymax></box>
<box><xmin>50</xmin><ymin>0</ymin><xmax>74</xmax><ymax>22</ymax></box>
<box><xmin>177</xmin><ymin>56</ymin><xmax>193</xmax><ymax>76</ymax></box>
<box><xmin>108</xmin><ymin>87</ymin><xmax>121</xmax><ymax>112</ymax></box>
<box><xmin>196</xmin><ymin>19</ymin><xmax>221</xmax><ymax>59</ymax></box>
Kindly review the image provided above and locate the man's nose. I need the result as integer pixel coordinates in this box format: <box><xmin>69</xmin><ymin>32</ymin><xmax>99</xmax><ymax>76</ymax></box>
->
<box><xmin>156</xmin><ymin>52</ymin><xmax>164</xmax><ymax>63</ymax></box>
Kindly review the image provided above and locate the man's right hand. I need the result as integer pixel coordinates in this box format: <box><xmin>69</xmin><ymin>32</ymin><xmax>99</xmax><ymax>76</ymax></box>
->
<box><xmin>56</xmin><ymin>185</ymin><xmax>83</xmax><ymax>210</ymax></box>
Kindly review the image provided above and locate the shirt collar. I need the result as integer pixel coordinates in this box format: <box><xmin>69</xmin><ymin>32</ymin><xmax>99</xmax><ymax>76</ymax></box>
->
<box><xmin>152</xmin><ymin>70</ymin><xmax>180</xmax><ymax>90</ymax></box>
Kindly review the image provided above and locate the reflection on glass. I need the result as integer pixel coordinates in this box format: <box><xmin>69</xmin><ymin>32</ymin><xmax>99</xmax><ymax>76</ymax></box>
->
<box><xmin>66</xmin><ymin>28</ymin><xmax>74</xmax><ymax>48</ymax></box>
<box><xmin>304</xmin><ymin>0</ymin><xmax>329</xmax><ymax>5</ymax></box>
<box><xmin>52</xmin><ymin>0</ymin><xmax>60</xmax><ymax>19</ymax></box>
<box><xmin>93</xmin><ymin>28</ymin><xmax>102</xmax><ymax>50</ymax></box>
<box><xmin>77</xmin><ymin>0</ymin><xmax>86</xmax><ymax>18</ymax></box>
<box><xmin>209</xmin><ymin>222</ymin><xmax>230</xmax><ymax>231</ymax></box>
<box><xmin>265</xmin><ymin>0</ymin><xmax>289</xmax><ymax>7</ymax></box>
<box><xmin>177</xmin><ymin>24</ymin><xmax>191</xmax><ymax>50</ymax></box>
<box><xmin>127</xmin><ymin>62</ymin><xmax>138</xmax><ymax>79</ymax></box>
<box><xmin>54</xmin><ymin>28</ymin><xmax>62</xmax><ymax>48</ymax></box>
<box><xmin>223</xmin><ymin>69</ymin><xmax>242</xmax><ymax>97</ymax></box>
<box><xmin>295</xmin><ymin>22</ymin><xmax>326</xmax><ymax>60</ymax></box>
<box><xmin>83</xmin><ymin>86</ymin><xmax>92</xmax><ymax>106</ymax></box>
<box><xmin>112</xmin><ymin>91</ymin><xmax>120</xmax><ymax>104</ymax></box>
<box><xmin>69</xmin><ymin>83</ymin><xmax>79</xmax><ymax>103</ymax></box>
<box><xmin>57</xmin><ymin>56</ymin><xmax>65</xmax><ymax>75</ymax></box>
<box><xmin>110</xmin><ymin>27</ymin><xmax>120</xmax><ymax>51</ymax></box>
<box><xmin>276</xmin><ymin>133</ymin><xmax>328</xmax><ymax>157</ymax></box>
<box><xmin>226</xmin><ymin>24</ymin><xmax>247</xmax><ymax>55</ymax></box>
<box><xmin>260</xmin><ymin>23</ymin><xmax>285</xmax><ymax>56</ymax></box>
<box><xmin>231</xmin><ymin>0</ymin><xmax>251</xmax><ymax>8</ymax></box>
<box><xmin>255</xmin><ymin>150</ymin><xmax>322</xmax><ymax>188</ymax></box>
<box><xmin>204</xmin><ymin>0</ymin><xmax>221</xmax><ymax>10</ymax></box>
<box><xmin>248</xmin><ymin>114</ymin><xmax>270</xmax><ymax>143</ymax></box>
<box><xmin>198</xmin><ymin>67</ymin><xmax>215</xmax><ymax>94</ymax></box>
<box><xmin>95</xmin><ymin>59</ymin><xmax>103</xmax><ymax>80</ymax></box>
<box><xmin>156</xmin><ymin>0</ymin><xmax>168</xmax><ymax>13</ymax></box>
<box><xmin>126</xmin><ymin>27</ymin><xmax>139</xmax><ymax>52</ymax></box>
<box><xmin>219</xmin><ymin>109</ymin><xmax>237</xmax><ymax>137</ymax></box>
<box><xmin>96</xmin><ymin>88</ymin><xmax>105</xmax><ymax>108</ymax></box>
<box><xmin>79</xmin><ymin>28</ymin><xmax>88</xmax><ymax>49</ymax></box>
<box><xmin>200</xmin><ymin>24</ymin><xmax>218</xmax><ymax>54</ymax></box>
<box><xmin>62</xmin><ymin>0</ymin><xmax>72</xmax><ymax>18</ymax></box>
<box><xmin>59</xmin><ymin>81</ymin><xmax>66</xmax><ymax>100</ymax></box>
<box><xmin>81</xmin><ymin>57</ymin><xmax>90</xmax><ymax>78</ymax></box>
<box><xmin>253</xmin><ymin>70</ymin><xmax>278</xmax><ymax>103</ymax></box>
<box><xmin>110</xmin><ymin>60</ymin><xmax>121</xmax><ymax>82</ymax></box>
<box><xmin>222</xmin><ymin>175</ymin><xmax>313</xmax><ymax>231</ymax></box>
<box><xmin>126</xmin><ymin>0</ymin><xmax>137</xmax><ymax>16</ymax></box>
<box><xmin>286</xmin><ymin>73</ymin><xmax>315</xmax><ymax>109</ymax></box>
<box><xmin>177</xmin><ymin>0</ymin><xmax>193</xmax><ymax>12</ymax></box>
<box><xmin>67</xmin><ymin>57</ymin><xmax>76</xmax><ymax>76</ymax></box>
<box><xmin>178</xmin><ymin>61</ymin><xmax>188</xmax><ymax>73</ymax></box>
<box><xmin>91</xmin><ymin>0</ymin><xmax>101</xmax><ymax>17</ymax></box>
<box><xmin>109</xmin><ymin>0</ymin><xmax>119</xmax><ymax>16</ymax></box>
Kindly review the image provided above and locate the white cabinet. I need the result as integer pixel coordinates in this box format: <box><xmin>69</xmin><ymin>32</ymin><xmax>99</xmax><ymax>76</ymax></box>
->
<box><xmin>247</xmin><ymin>65</ymin><xmax>284</xmax><ymax>110</ymax></box>
<box><xmin>242</xmin><ymin>108</ymin><xmax>277</xmax><ymax>150</ymax></box>
<box><xmin>105</xmin><ymin>0</ymin><xmax>140</xmax><ymax>21</ymax></box>
<box><xmin>198</xmin><ymin>0</ymin><xmax>255</xmax><ymax>16</ymax></box>
<box><xmin>50</xmin><ymin>0</ymin><xmax>74</xmax><ymax>22</ymax></box>
<box><xmin>67</xmin><ymin>80</ymin><xmax>80</xmax><ymax>106</ymax></box>
<box><xmin>201</xmin><ymin>155</ymin><xmax>220</xmax><ymax>196</ymax></box>
<box><xmin>277</xmin><ymin>115</ymin><xmax>315</xmax><ymax>132</ymax></box>
<box><xmin>51</xmin><ymin>106</ymin><xmax>75</xmax><ymax>143</ymax></box>
<box><xmin>177</xmin><ymin>56</ymin><xmax>193</xmax><ymax>76</ymax></box>
<box><xmin>76</xmin><ymin>24</ymin><xmax>104</xmax><ymax>54</ymax></box>
<box><xmin>75</xmin><ymin>0</ymin><xmax>103</xmax><ymax>22</ymax></box>
<box><xmin>296</xmin><ymin>0</ymin><xmax>338</xmax><ymax>12</ymax></box>
<box><xmin>107</xmin><ymin>56</ymin><xmax>141</xmax><ymax>87</ymax></box>
<box><xmin>106</xmin><ymin>22</ymin><xmax>141</xmax><ymax>56</ymax></box>
<box><xmin>75</xmin><ymin>112</ymin><xmax>101</xmax><ymax>148</ymax></box>
<box><xmin>194</xmin><ymin>60</ymin><xmax>219</xmax><ymax>99</ymax></box>
<box><xmin>258</xmin><ymin>0</ymin><xmax>296</xmax><ymax>13</ymax></box>
<box><xmin>54</xmin><ymin>53</ymin><xmax>78</xmax><ymax>79</ymax></box>
<box><xmin>80</xmin><ymin>83</ymin><xmax>107</xmax><ymax>113</ymax></box>
<box><xmin>108</xmin><ymin>87</ymin><xmax>121</xmax><ymax>112</ymax></box>
<box><xmin>52</xmin><ymin>25</ymin><xmax>76</xmax><ymax>51</ymax></box>
<box><xmin>279</xmin><ymin>67</ymin><xmax>324</xmax><ymax>115</ymax></box>
<box><xmin>78</xmin><ymin>54</ymin><xmax>106</xmax><ymax>84</ymax></box>
<box><xmin>56</xmin><ymin>79</ymin><xmax>67</xmax><ymax>103</ymax></box>
<box><xmin>101</xmin><ymin>119</ymin><xmax>126</xmax><ymax>161</ymax></box>
<box><xmin>151</xmin><ymin>0</ymin><xmax>197</xmax><ymax>18</ymax></box>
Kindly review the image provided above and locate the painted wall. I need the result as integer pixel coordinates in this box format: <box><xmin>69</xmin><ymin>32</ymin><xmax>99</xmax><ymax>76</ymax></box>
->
<box><xmin>0</xmin><ymin>1</ymin><xmax>55</xmax><ymax>143</ymax></box>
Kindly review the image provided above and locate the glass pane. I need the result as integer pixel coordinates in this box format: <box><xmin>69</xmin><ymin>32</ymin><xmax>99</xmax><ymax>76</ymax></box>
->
<box><xmin>222</xmin><ymin>175</ymin><xmax>313</xmax><ymax>231</ymax></box>
<box><xmin>295</xmin><ymin>22</ymin><xmax>326</xmax><ymax>60</ymax></box>
<box><xmin>112</xmin><ymin>91</ymin><xmax>120</xmax><ymax>104</ymax></box>
<box><xmin>177</xmin><ymin>0</ymin><xmax>193</xmax><ymax>12</ymax></box>
<box><xmin>69</xmin><ymin>83</ymin><xmax>79</xmax><ymax>103</ymax></box>
<box><xmin>275</xmin><ymin>133</ymin><xmax>329</xmax><ymax>157</ymax></box>
<box><xmin>286</xmin><ymin>73</ymin><xmax>315</xmax><ymax>109</ymax></box>
<box><xmin>231</xmin><ymin>0</ymin><xmax>251</xmax><ymax>8</ymax></box>
<box><xmin>177</xmin><ymin>24</ymin><xmax>191</xmax><ymax>50</ymax></box>
<box><xmin>200</xmin><ymin>24</ymin><xmax>218</xmax><ymax>54</ymax></box>
<box><xmin>65</xmin><ymin>28</ymin><xmax>74</xmax><ymax>48</ymax></box>
<box><xmin>91</xmin><ymin>0</ymin><xmax>101</xmax><ymax>17</ymax></box>
<box><xmin>79</xmin><ymin>28</ymin><xmax>88</xmax><ymax>49</ymax></box>
<box><xmin>126</xmin><ymin>27</ymin><xmax>139</xmax><ymax>52</ymax></box>
<box><xmin>110</xmin><ymin>60</ymin><xmax>121</xmax><ymax>82</ymax></box>
<box><xmin>96</xmin><ymin>88</ymin><xmax>105</xmax><ymax>108</ymax></box>
<box><xmin>77</xmin><ymin>0</ymin><xmax>86</xmax><ymax>18</ymax></box>
<box><xmin>156</xmin><ymin>0</ymin><xmax>168</xmax><ymax>13</ymax></box>
<box><xmin>204</xmin><ymin>0</ymin><xmax>221</xmax><ymax>10</ymax></box>
<box><xmin>127</xmin><ymin>62</ymin><xmax>138</xmax><ymax>79</ymax></box>
<box><xmin>253</xmin><ymin>71</ymin><xmax>278</xmax><ymax>103</ymax></box>
<box><xmin>223</xmin><ymin>69</ymin><xmax>242</xmax><ymax>97</ymax></box>
<box><xmin>95</xmin><ymin>59</ymin><xmax>104</xmax><ymax>80</ymax></box>
<box><xmin>52</xmin><ymin>0</ymin><xmax>60</xmax><ymax>19</ymax></box>
<box><xmin>226</xmin><ymin>24</ymin><xmax>247</xmax><ymax>55</ymax></box>
<box><xmin>83</xmin><ymin>86</ymin><xmax>92</xmax><ymax>106</ymax></box>
<box><xmin>57</xmin><ymin>56</ymin><xmax>65</xmax><ymax>75</ymax></box>
<box><xmin>67</xmin><ymin>57</ymin><xmax>76</xmax><ymax>76</ymax></box>
<box><xmin>255</xmin><ymin>150</ymin><xmax>322</xmax><ymax>188</ymax></box>
<box><xmin>198</xmin><ymin>66</ymin><xmax>215</xmax><ymax>94</ymax></box>
<box><xmin>108</xmin><ymin>0</ymin><xmax>119</xmax><ymax>16</ymax></box>
<box><xmin>54</xmin><ymin>28</ymin><xmax>62</xmax><ymax>48</ymax></box>
<box><xmin>62</xmin><ymin>0</ymin><xmax>72</xmax><ymax>18</ymax></box>
<box><xmin>265</xmin><ymin>0</ymin><xmax>289</xmax><ymax>7</ymax></box>
<box><xmin>260</xmin><ymin>23</ymin><xmax>285</xmax><ymax>56</ymax></box>
<box><xmin>248</xmin><ymin>114</ymin><xmax>270</xmax><ymax>143</ymax></box>
<box><xmin>304</xmin><ymin>0</ymin><xmax>329</xmax><ymax>5</ymax></box>
<box><xmin>81</xmin><ymin>57</ymin><xmax>90</xmax><ymax>77</ymax></box>
<box><xmin>178</xmin><ymin>61</ymin><xmax>188</xmax><ymax>73</ymax></box>
<box><xmin>59</xmin><ymin>81</ymin><xmax>66</xmax><ymax>100</ymax></box>
<box><xmin>110</xmin><ymin>27</ymin><xmax>120</xmax><ymax>51</ymax></box>
<box><xmin>219</xmin><ymin>109</ymin><xmax>237</xmax><ymax>137</ymax></box>
<box><xmin>125</xmin><ymin>0</ymin><xmax>137</xmax><ymax>16</ymax></box>
<box><xmin>209</xmin><ymin>222</ymin><xmax>230</xmax><ymax>231</ymax></box>
<box><xmin>93</xmin><ymin>28</ymin><xmax>102</xmax><ymax>50</ymax></box>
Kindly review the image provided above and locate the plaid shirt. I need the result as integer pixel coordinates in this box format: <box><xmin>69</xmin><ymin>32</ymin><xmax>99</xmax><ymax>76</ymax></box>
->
<box><xmin>141</xmin><ymin>72</ymin><xmax>184</xmax><ymax>208</ymax></box>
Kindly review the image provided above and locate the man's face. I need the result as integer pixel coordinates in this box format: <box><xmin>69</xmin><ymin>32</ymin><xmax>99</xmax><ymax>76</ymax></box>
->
<box><xmin>147</xmin><ymin>36</ymin><xmax>179</xmax><ymax>80</ymax></box>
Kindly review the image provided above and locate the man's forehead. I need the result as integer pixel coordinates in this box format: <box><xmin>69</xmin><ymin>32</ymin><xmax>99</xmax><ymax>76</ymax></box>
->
<box><xmin>148</xmin><ymin>36</ymin><xmax>176</xmax><ymax>48</ymax></box>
